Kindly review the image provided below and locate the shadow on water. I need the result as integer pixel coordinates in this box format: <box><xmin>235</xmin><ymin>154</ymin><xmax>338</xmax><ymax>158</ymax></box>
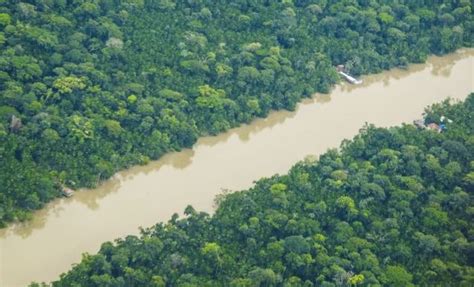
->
<box><xmin>430</xmin><ymin>49</ymin><xmax>473</xmax><ymax>77</ymax></box>
<box><xmin>0</xmin><ymin>49</ymin><xmax>472</xmax><ymax>238</ymax></box>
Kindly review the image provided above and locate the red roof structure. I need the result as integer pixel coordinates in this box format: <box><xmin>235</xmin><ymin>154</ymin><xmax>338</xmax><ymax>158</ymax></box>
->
<box><xmin>62</xmin><ymin>188</ymin><xmax>75</xmax><ymax>197</ymax></box>
<box><xmin>427</xmin><ymin>123</ymin><xmax>442</xmax><ymax>133</ymax></box>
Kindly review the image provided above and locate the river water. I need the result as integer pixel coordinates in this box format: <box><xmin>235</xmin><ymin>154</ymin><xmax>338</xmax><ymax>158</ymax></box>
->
<box><xmin>1</xmin><ymin>50</ymin><xmax>473</xmax><ymax>286</ymax></box>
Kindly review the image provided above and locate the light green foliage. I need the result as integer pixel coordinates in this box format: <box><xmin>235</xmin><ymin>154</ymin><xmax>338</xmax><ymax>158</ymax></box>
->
<box><xmin>158</xmin><ymin>89</ymin><xmax>183</xmax><ymax>101</ymax></box>
<box><xmin>0</xmin><ymin>13</ymin><xmax>11</xmax><ymax>26</ymax></box>
<box><xmin>246</xmin><ymin>99</ymin><xmax>260</xmax><ymax>115</ymax></box>
<box><xmin>53</xmin><ymin>76</ymin><xmax>86</xmax><ymax>94</ymax></box>
<box><xmin>348</xmin><ymin>274</ymin><xmax>364</xmax><ymax>285</ymax></box>
<box><xmin>104</xmin><ymin>120</ymin><xmax>122</xmax><ymax>137</ymax></box>
<box><xmin>156</xmin><ymin>0</ymin><xmax>175</xmax><ymax>10</ymax></box>
<box><xmin>336</xmin><ymin>196</ymin><xmax>356</xmax><ymax>210</ymax></box>
<box><xmin>201</xmin><ymin>242</ymin><xmax>221</xmax><ymax>256</ymax></box>
<box><xmin>379</xmin><ymin>12</ymin><xmax>394</xmax><ymax>24</ymax></box>
<box><xmin>385</xmin><ymin>265</ymin><xmax>414</xmax><ymax>287</ymax></box>
<box><xmin>215</xmin><ymin>63</ymin><xmax>233</xmax><ymax>77</ymax></box>
<box><xmin>68</xmin><ymin>115</ymin><xmax>94</xmax><ymax>142</ymax></box>
<box><xmin>270</xmin><ymin>183</ymin><xmax>287</xmax><ymax>193</ymax></box>
<box><xmin>331</xmin><ymin>169</ymin><xmax>348</xmax><ymax>181</ymax></box>
<box><xmin>196</xmin><ymin>85</ymin><xmax>226</xmax><ymax>110</ymax></box>
<box><xmin>127</xmin><ymin>94</ymin><xmax>137</xmax><ymax>104</ymax></box>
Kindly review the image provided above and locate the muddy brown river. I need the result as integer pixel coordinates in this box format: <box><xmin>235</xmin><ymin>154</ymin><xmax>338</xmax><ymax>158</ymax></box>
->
<box><xmin>1</xmin><ymin>50</ymin><xmax>473</xmax><ymax>286</ymax></box>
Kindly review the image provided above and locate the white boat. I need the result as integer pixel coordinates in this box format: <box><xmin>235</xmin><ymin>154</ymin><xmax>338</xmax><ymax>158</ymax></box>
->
<box><xmin>338</xmin><ymin>71</ymin><xmax>362</xmax><ymax>85</ymax></box>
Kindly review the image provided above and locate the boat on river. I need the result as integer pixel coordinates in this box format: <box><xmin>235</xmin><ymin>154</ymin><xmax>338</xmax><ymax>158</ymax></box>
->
<box><xmin>338</xmin><ymin>71</ymin><xmax>363</xmax><ymax>85</ymax></box>
<box><xmin>336</xmin><ymin>65</ymin><xmax>363</xmax><ymax>85</ymax></box>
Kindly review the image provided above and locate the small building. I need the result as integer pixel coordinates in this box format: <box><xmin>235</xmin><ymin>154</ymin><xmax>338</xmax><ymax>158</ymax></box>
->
<box><xmin>10</xmin><ymin>115</ymin><xmax>22</xmax><ymax>132</ymax></box>
<box><xmin>336</xmin><ymin>65</ymin><xmax>345</xmax><ymax>72</ymax></box>
<box><xmin>427</xmin><ymin>123</ymin><xmax>442</xmax><ymax>133</ymax></box>
<box><xmin>62</xmin><ymin>188</ymin><xmax>75</xmax><ymax>197</ymax></box>
<box><xmin>413</xmin><ymin>119</ymin><xmax>425</xmax><ymax>129</ymax></box>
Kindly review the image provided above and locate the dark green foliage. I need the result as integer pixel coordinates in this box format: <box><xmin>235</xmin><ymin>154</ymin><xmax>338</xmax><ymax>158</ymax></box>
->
<box><xmin>0</xmin><ymin>1</ymin><xmax>473</xmax><ymax>226</ymax></box>
<box><xmin>47</xmin><ymin>95</ymin><xmax>474</xmax><ymax>286</ymax></box>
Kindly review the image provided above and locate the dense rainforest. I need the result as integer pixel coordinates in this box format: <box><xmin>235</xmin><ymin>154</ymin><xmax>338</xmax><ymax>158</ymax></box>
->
<box><xmin>37</xmin><ymin>95</ymin><xmax>474</xmax><ymax>286</ymax></box>
<box><xmin>1</xmin><ymin>1</ymin><xmax>473</xmax><ymax>226</ymax></box>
